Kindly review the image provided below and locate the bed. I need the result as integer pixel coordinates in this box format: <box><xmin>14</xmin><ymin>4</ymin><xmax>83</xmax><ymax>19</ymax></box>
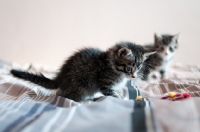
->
<box><xmin>0</xmin><ymin>59</ymin><xmax>200</xmax><ymax>132</ymax></box>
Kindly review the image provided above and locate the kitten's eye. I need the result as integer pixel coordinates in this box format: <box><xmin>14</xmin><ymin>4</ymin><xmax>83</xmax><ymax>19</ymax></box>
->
<box><xmin>126</xmin><ymin>66</ymin><xmax>132</xmax><ymax>72</ymax></box>
<box><xmin>169</xmin><ymin>47</ymin><xmax>174</xmax><ymax>52</ymax></box>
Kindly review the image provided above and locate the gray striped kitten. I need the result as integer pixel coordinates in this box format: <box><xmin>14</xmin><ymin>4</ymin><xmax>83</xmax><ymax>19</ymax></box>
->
<box><xmin>11</xmin><ymin>42</ymin><xmax>155</xmax><ymax>102</ymax></box>
<box><xmin>142</xmin><ymin>33</ymin><xmax>179</xmax><ymax>80</ymax></box>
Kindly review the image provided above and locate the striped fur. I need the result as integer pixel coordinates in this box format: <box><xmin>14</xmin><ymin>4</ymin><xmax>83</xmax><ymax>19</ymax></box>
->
<box><xmin>11</xmin><ymin>42</ymin><xmax>154</xmax><ymax>101</ymax></box>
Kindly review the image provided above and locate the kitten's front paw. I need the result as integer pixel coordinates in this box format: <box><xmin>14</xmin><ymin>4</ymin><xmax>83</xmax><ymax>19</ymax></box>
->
<box><xmin>161</xmin><ymin>73</ymin><xmax>168</xmax><ymax>79</ymax></box>
<box><xmin>113</xmin><ymin>90</ymin><xmax>124</xmax><ymax>99</ymax></box>
<box><xmin>160</xmin><ymin>70</ymin><xmax>168</xmax><ymax>79</ymax></box>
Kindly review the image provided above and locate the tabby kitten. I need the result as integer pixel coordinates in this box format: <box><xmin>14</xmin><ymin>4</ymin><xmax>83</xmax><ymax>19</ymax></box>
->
<box><xmin>11</xmin><ymin>42</ymin><xmax>155</xmax><ymax>102</ymax></box>
<box><xmin>142</xmin><ymin>33</ymin><xmax>179</xmax><ymax>80</ymax></box>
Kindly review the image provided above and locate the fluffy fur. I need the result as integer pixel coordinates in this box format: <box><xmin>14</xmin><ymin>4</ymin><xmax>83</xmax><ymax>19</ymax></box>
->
<box><xmin>11</xmin><ymin>42</ymin><xmax>155</xmax><ymax>101</ymax></box>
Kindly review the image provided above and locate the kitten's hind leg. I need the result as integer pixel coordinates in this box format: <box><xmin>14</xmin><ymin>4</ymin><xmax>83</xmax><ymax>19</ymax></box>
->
<box><xmin>65</xmin><ymin>92</ymin><xmax>82</xmax><ymax>102</ymax></box>
<box><xmin>56</xmin><ymin>88</ymin><xmax>82</xmax><ymax>102</ymax></box>
<box><xmin>160</xmin><ymin>70</ymin><xmax>166</xmax><ymax>79</ymax></box>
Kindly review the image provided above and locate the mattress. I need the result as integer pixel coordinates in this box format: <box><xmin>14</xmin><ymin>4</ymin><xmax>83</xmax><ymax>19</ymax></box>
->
<box><xmin>0</xmin><ymin>60</ymin><xmax>200</xmax><ymax>132</ymax></box>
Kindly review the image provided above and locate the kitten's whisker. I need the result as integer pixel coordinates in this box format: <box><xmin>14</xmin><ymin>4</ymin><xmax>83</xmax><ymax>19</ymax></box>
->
<box><xmin>142</xmin><ymin>65</ymin><xmax>150</xmax><ymax>72</ymax></box>
<box><xmin>144</xmin><ymin>64</ymin><xmax>151</xmax><ymax>69</ymax></box>
<box><xmin>138</xmin><ymin>73</ymin><xmax>147</xmax><ymax>79</ymax></box>
<box><xmin>138</xmin><ymin>74</ymin><xmax>143</xmax><ymax>78</ymax></box>
<box><xmin>144</xmin><ymin>64</ymin><xmax>153</xmax><ymax>69</ymax></box>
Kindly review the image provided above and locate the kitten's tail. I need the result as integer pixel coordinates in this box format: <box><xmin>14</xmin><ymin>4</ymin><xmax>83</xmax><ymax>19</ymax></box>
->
<box><xmin>10</xmin><ymin>69</ymin><xmax>58</xmax><ymax>89</ymax></box>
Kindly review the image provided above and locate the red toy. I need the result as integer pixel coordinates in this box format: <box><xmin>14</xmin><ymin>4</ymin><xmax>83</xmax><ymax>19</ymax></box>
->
<box><xmin>136</xmin><ymin>92</ymin><xmax>191</xmax><ymax>101</ymax></box>
<box><xmin>161</xmin><ymin>92</ymin><xmax>191</xmax><ymax>101</ymax></box>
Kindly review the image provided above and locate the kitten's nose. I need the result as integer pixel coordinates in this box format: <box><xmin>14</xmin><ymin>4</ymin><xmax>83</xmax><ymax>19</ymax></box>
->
<box><xmin>132</xmin><ymin>73</ymin><xmax>137</xmax><ymax>78</ymax></box>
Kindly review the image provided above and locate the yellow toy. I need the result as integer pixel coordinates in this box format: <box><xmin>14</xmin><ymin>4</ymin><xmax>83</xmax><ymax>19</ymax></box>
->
<box><xmin>135</xmin><ymin>92</ymin><xmax>191</xmax><ymax>101</ymax></box>
<box><xmin>136</xmin><ymin>96</ymin><xmax>143</xmax><ymax>101</ymax></box>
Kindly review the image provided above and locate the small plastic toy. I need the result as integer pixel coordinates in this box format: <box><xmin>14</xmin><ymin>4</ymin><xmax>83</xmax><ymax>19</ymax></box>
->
<box><xmin>161</xmin><ymin>92</ymin><xmax>191</xmax><ymax>101</ymax></box>
<box><xmin>136</xmin><ymin>96</ymin><xmax>143</xmax><ymax>101</ymax></box>
<box><xmin>136</xmin><ymin>92</ymin><xmax>191</xmax><ymax>101</ymax></box>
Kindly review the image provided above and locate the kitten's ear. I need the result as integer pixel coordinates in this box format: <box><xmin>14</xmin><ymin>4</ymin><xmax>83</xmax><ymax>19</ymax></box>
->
<box><xmin>117</xmin><ymin>47</ymin><xmax>133</xmax><ymax>58</ymax></box>
<box><xmin>143</xmin><ymin>50</ymin><xmax>156</xmax><ymax>60</ymax></box>
<box><xmin>154</xmin><ymin>33</ymin><xmax>163</xmax><ymax>41</ymax></box>
<box><xmin>172</xmin><ymin>33</ymin><xmax>180</xmax><ymax>42</ymax></box>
